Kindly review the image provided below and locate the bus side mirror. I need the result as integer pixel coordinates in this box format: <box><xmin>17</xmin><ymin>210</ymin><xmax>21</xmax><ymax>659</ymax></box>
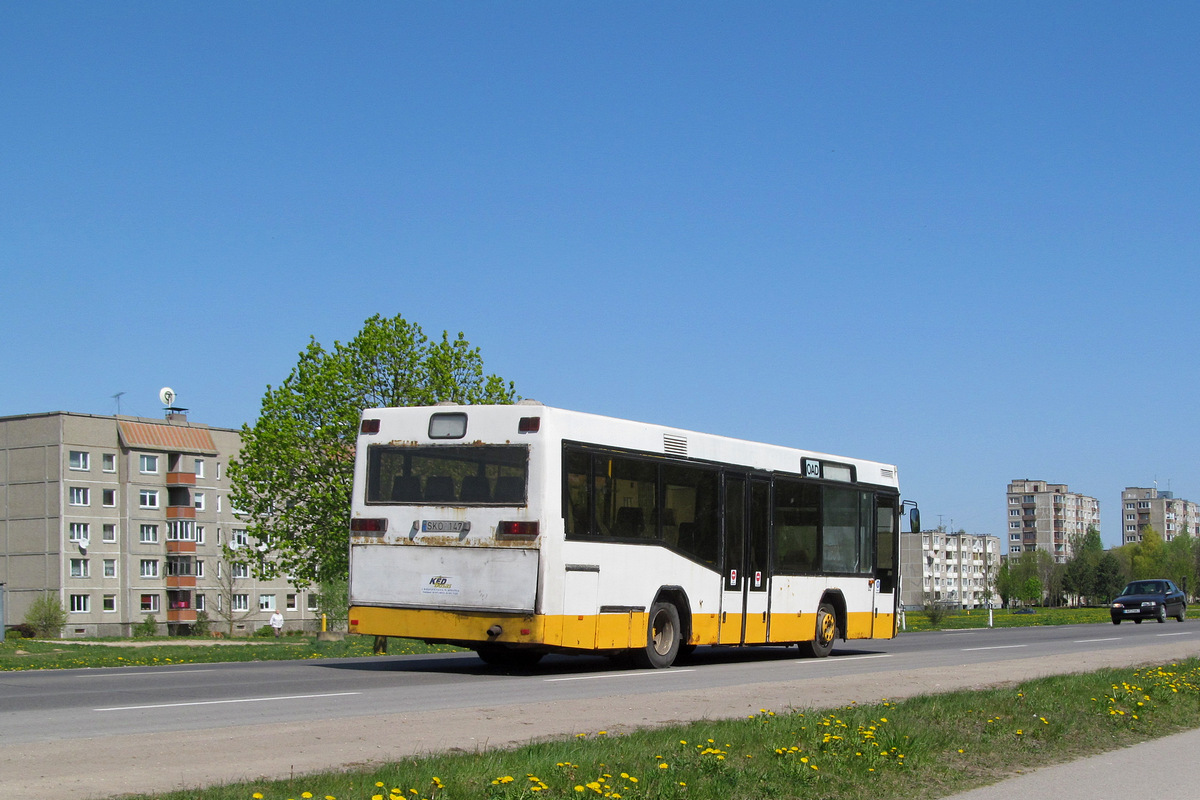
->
<box><xmin>909</xmin><ymin>507</ymin><xmax>921</xmax><ymax>534</ymax></box>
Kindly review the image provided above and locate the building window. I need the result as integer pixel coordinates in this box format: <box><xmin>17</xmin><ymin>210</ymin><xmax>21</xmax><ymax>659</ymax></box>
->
<box><xmin>286</xmin><ymin>593</ymin><xmax>298</xmax><ymax>611</ymax></box>
<box><xmin>196</xmin><ymin>525</ymin><xmax>206</xmax><ymax>544</ymax></box>
<box><xmin>102</xmin><ymin>453</ymin><xmax>117</xmax><ymax>472</ymax></box>
<box><xmin>102</xmin><ymin>524</ymin><xmax>117</xmax><ymax>543</ymax></box>
<box><xmin>102</xmin><ymin>595</ymin><xmax>116</xmax><ymax>612</ymax></box>
<box><xmin>103</xmin><ymin>559</ymin><xmax>116</xmax><ymax>578</ymax></box>
<box><xmin>195</xmin><ymin>593</ymin><xmax>206</xmax><ymax>612</ymax></box>
<box><xmin>140</xmin><ymin>524</ymin><xmax>159</xmax><ymax>544</ymax></box>
<box><xmin>69</xmin><ymin>450</ymin><xmax>89</xmax><ymax>470</ymax></box>
<box><xmin>69</xmin><ymin>487</ymin><xmax>90</xmax><ymax>506</ymax></box>
<box><xmin>307</xmin><ymin>594</ymin><xmax>319</xmax><ymax>612</ymax></box>
<box><xmin>141</xmin><ymin>594</ymin><xmax>160</xmax><ymax>613</ymax></box>
<box><xmin>70</xmin><ymin>595</ymin><xmax>90</xmax><ymax>613</ymax></box>
<box><xmin>167</xmin><ymin>520</ymin><xmax>195</xmax><ymax>541</ymax></box>
<box><xmin>217</xmin><ymin>495</ymin><xmax>223</xmax><ymax>513</ymax></box>
<box><xmin>140</xmin><ymin>559</ymin><xmax>159</xmax><ymax>578</ymax></box>
<box><xmin>194</xmin><ymin>492</ymin><xmax>205</xmax><ymax>511</ymax></box>
<box><xmin>68</xmin><ymin>522</ymin><xmax>90</xmax><ymax>543</ymax></box>
<box><xmin>259</xmin><ymin>594</ymin><xmax>276</xmax><ymax>611</ymax></box>
<box><xmin>232</xmin><ymin>529</ymin><xmax>249</xmax><ymax>547</ymax></box>
<box><xmin>140</xmin><ymin>454</ymin><xmax>158</xmax><ymax>474</ymax></box>
<box><xmin>139</xmin><ymin>489</ymin><xmax>159</xmax><ymax>509</ymax></box>
<box><xmin>232</xmin><ymin>563</ymin><xmax>250</xmax><ymax>579</ymax></box>
<box><xmin>195</xmin><ymin>560</ymin><xmax>205</xmax><ymax>578</ymax></box>
<box><xmin>102</xmin><ymin>488</ymin><xmax>116</xmax><ymax>507</ymax></box>
<box><xmin>216</xmin><ymin>462</ymin><xmax>222</xmax><ymax>481</ymax></box>
<box><xmin>232</xmin><ymin>594</ymin><xmax>249</xmax><ymax>612</ymax></box>
<box><xmin>70</xmin><ymin>558</ymin><xmax>90</xmax><ymax>578</ymax></box>
<box><xmin>195</xmin><ymin>459</ymin><xmax>205</xmax><ymax>478</ymax></box>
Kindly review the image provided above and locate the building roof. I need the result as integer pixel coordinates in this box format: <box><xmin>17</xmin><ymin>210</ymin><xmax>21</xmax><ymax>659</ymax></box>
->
<box><xmin>117</xmin><ymin>420</ymin><xmax>219</xmax><ymax>455</ymax></box>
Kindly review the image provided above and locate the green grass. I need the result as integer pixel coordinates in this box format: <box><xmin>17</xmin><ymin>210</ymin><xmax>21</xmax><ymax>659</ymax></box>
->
<box><xmin>900</xmin><ymin>605</ymin><xmax>1130</xmax><ymax>631</ymax></box>
<box><xmin>113</xmin><ymin>658</ymin><xmax>1200</xmax><ymax>800</ymax></box>
<box><xmin>0</xmin><ymin>635</ymin><xmax>462</xmax><ymax>671</ymax></box>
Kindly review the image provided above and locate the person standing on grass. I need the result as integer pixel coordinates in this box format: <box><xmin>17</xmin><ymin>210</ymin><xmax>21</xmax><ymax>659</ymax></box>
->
<box><xmin>269</xmin><ymin>609</ymin><xmax>284</xmax><ymax>637</ymax></box>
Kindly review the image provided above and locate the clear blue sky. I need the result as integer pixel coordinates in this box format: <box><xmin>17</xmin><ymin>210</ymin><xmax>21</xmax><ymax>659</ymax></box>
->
<box><xmin>4</xmin><ymin>3</ymin><xmax>1199</xmax><ymax>548</ymax></box>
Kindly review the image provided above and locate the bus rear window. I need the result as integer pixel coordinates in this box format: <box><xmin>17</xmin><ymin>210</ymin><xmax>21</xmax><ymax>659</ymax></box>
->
<box><xmin>366</xmin><ymin>445</ymin><xmax>529</xmax><ymax>506</ymax></box>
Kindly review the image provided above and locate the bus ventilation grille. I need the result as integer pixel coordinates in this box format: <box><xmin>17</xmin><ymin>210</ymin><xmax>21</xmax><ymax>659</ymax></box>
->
<box><xmin>663</xmin><ymin>434</ymin><xmax>688</xmax><ymax>457</ymax></box>
<box><xmin>881</xmin><ymin>468</ymin><xmax>896</xmax><ymax>479</ymax></box>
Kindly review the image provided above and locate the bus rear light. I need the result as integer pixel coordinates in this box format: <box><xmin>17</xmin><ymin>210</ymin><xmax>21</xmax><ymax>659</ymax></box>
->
<box><xmin>360</xmin><ymin>418</ymin><xmax>380</xmax><ymax>434</ymax></box>
<box><xmin>350</xmin><ymin>518</ymin><xmax>388</xmax><ymax>534</ymax></box>
<box><xmin>497</xmin><ymin>521</ymin><xmax>539</xmax><ymax>539</ymax></box>
<box><xmin>518</xmin><ymin>416</ymin><xmax>541</xmax><ymax>433</ymax></box>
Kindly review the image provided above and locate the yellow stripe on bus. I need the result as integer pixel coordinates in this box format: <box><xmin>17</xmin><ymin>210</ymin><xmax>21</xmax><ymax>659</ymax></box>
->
<box><xmin>350</xmin><ymin>606</ymin><xmax>894</xmax><ymax>651</ymax></box>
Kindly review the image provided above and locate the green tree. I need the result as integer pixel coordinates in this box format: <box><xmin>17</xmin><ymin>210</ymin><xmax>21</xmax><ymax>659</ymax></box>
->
<box><xmin>23</xmin><ymin>594</ymin><xmax>67</xmax><ymax>638</ymax></box>
<box><xmin>1130</xmin><ymin>526</ymin><xmax>1166</xmax><ymax>579</ymax></box>
<box><xmin>1019</xmin><ymin>576</ymin><xmax>1043</xmax><ymax>607</ymax></box>
<box><xmin>1164</xmin><ymin>530</ymin><xmax>1195</xmax><ymax>596</ymax></box>
<box><xmin>994</xmin><ymin>560</ymin><xmax>1014</xmax><ymax>608</ymax></box>
<box><xmin>1063</xmin><ymin>526</ymin><xmax>1104</xmax><ymax>605</ymax></box>
<box><xmin>1095</xmin><ymin>551</ymin><xmax>1127</xmax><ymax>603</ymax></box>
<box><xmin>228</xmin><ymin>314</ymin><xmax>517</xmax><ymax>587</ymax></box>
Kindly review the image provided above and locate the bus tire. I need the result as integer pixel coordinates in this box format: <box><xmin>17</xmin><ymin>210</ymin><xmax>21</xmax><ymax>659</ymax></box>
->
<box><xmin>475</xmin><ymin>644</ymin><xmax>544</xmax><ymax>669</ymax></box>
<box><xmin>799</xmin><ymin>603</ymin><xmax>837</xmax><ymax>658</ymax></box>
<box><xmin>632</xmin><ymin>601</ymin><xmax>681</xmax><ymax>669</ymax></box>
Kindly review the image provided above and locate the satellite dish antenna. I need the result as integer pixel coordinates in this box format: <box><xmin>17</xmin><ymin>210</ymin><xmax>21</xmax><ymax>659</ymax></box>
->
<box><xmin>159</xmin><ymin>387</ymin><xmax>176</xmax><ymax>407</ymax></box>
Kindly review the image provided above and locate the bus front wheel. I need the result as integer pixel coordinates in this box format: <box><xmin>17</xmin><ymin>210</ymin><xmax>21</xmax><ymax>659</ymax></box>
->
<box><xmin>632</xmin><ymin>601</ymin><xmax>681</xmax><ymax>669</ymax></box>
<box><xmin>799</xmin><ymin>603</ymin><xmax>837</xmax><ymax>658</ymax></box>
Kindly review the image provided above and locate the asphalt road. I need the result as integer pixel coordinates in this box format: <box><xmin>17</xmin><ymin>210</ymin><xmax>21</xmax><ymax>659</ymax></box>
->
<box><xmin>2</xmin><ymin>621</ymin><xmax>1198</xmax><ymax>799</ymax></box>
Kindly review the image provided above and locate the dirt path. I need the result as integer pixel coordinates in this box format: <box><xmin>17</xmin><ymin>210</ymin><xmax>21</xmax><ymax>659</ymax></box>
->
<box><xmin>4</xmin><ymin>639</ymin><xmax>1199</xmax><ymax>800</ymax></box>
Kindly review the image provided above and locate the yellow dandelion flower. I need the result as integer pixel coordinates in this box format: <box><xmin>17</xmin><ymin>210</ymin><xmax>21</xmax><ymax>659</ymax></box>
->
<box><xmin>658</xmin><ymin>763</ymin><xmax>669</xmax><ymax>769</ymax></box>
<box><xmin>253</xmin><ymin>794</ymin><xmax>264</xmax><ymax>799</ymax></box>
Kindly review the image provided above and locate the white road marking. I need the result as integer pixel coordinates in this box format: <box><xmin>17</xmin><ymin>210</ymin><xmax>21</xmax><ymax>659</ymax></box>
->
<box><xmin>1074</xmin><ymin>637</ymin><xmax>1122</xmax><ymax>643</ymax></box>
<box><xmin>795</xmin><ymin>654</ymin><xmax>892</xmax><ymax>664</ymax></box>
<box><xmin>1156</xmin><ymin>632</ymin><xmax>1192</xmax><ymax>637</ymax></box>
<box><xmin>95</xmin><ymin>691</ymin><xmax>361</xmax><ymax>712</ymax></box>
<box><xmin>86</xmin><ymin>669</ymin><xmax>216</xmax><ymax>678</ymax></box>
<box><xmin>960</xmin><ymin>644</ymin><xmax>1027</xmax><ymax>652</ymax></box>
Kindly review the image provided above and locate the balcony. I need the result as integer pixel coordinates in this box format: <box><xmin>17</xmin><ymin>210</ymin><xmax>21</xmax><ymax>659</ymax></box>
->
<box><xmin>166</xmin><ymin>574</ymin><xmax>197</xmax><ymax>588</ymax></box>
<box><xmin>166</xmin><ymin>506</ymin><xmax>196</xmax><ymax>519</ymax></box>
<box><xmin>166</xmin><ymin>540</ymin><xmax>196</xmax><ymax>554</ymax></box>
<box><xmin>166</xmin><ymin>472</ymin><xmax>196</xmax><ymax>487</ymax></box>
<box><xmin>166</xmin><ymin>608</ymin><xmax>197</xmax><ymax>623</ymax></box>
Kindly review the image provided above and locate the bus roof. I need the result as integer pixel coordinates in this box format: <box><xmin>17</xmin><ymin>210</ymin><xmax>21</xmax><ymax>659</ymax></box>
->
<box><xmin>361</xmin><ymin>403</ymin><xmax>900</xmax><ymax>489</ymax></box>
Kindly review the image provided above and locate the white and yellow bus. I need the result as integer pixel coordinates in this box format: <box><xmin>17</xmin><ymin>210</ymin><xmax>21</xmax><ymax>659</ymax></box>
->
<box><xmin>348</xmin><ymin>402</ymin><xmax>917</xmax><ymax>668</ymax></box>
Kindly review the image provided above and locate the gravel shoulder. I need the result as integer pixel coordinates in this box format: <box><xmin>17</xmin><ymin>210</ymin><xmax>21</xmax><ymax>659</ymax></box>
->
<box><xmin>5</xmin><ymin>638</ymin><xmax>1199</xmax><ymax>800</ymax></box>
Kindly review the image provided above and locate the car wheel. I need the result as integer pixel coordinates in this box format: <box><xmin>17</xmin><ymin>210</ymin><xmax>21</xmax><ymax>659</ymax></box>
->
<box><xmin>1177</xmin><ymin>606</ymin><xmax>1187</xmax><ymax>622</ymax></box>
<box><xmin>1112</xmin><ymin>618</ymin><xmax>1121</xmax><ymax>625</ymax></box>
<box><xmin>1134</xmin><ymin>618</ymin><xmax>1142</xmax><ymax>624</ymax></box>
<box><xmin>1157</xmin><ymin>606</ymin><xmax>1167</xmax><ymax>623</ymax></box>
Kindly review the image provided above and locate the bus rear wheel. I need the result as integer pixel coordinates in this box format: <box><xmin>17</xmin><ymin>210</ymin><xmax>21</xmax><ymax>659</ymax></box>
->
<box><xmin>799</xmin><ymin>603</ymin><xmax>837</xmax><ymax>658</ymax></box>
<box><xmin>632</xmin><ymin>601</ymin><xmax>681</xmax><ymax>669</ymax></box>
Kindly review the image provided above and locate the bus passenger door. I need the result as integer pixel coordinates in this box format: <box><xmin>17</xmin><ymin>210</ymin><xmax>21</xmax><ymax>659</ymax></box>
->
<box><xmin>872</xmin><ymin>495</ymin><xmax>899</xmax><ymax>638</ymax></box>
<box><xmin>720</xmin><ymin>475</ymin><xmax>771</xmax><ymax>644</ymax></box>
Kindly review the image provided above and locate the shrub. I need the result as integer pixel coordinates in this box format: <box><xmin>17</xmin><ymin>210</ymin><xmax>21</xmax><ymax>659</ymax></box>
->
<box><xmin>134</xmin><ymin>615</ymin><xmax>158</xmax><ymax>638</ymax></box>
<box><xmin>6</xmin><ymin>623</ymin><xmax>36</xmax><ymax>639</ymax></box>
<box><xmin>191</xmin><ymin>610</ymin><xmax>211</xmax><ymax>637</ymax></box>
<box><xmin>255</xmin><ymin>624</ymin><xmax>275</xmax><ymax>638</ymax></box>
<box><xmin>23</xmin><ymin>595</ymin><xmax>67</xmax><ymax>638</ymax></box>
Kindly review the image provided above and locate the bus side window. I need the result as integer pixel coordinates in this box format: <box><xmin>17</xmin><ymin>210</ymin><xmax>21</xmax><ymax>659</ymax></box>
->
<box><xmin>564</xmin><ymin>449</ymin><xmax>590</xmax><ymax>536</ymax></box>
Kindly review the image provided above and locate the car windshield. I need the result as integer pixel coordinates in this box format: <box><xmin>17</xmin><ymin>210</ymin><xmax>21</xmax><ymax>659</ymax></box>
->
<box><xmin>1123</xmin><ymin>581</ymin><xmax>1166</xmax><ymax>595</ymax></box>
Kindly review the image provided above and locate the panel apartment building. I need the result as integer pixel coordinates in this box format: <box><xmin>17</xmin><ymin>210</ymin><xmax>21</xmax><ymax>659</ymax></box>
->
<box><xmin>0</xmin><ymin>411</ymin><xmax>318</xmax><ymax>637</ymax></box>
<box><xmin>1121</xmin><ymin>487</ymin><xmax>1200</xmax><ymax>544</ymax></box>
<box><xmin>900</xmin><ymin>529</ymin><xmax>1001</xmax><ymax>609</ymax></box>
<box><xmin>1006</xmin><ymin>479</ymin><xmax>1100</xmax><ymax>563</ymax></box>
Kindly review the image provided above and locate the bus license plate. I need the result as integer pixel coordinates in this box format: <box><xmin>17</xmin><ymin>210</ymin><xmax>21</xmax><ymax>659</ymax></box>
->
<box><xmin>421</xmin><ymin>520</ymin><xmax>471</xmax><ymax>533</ymax></box>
